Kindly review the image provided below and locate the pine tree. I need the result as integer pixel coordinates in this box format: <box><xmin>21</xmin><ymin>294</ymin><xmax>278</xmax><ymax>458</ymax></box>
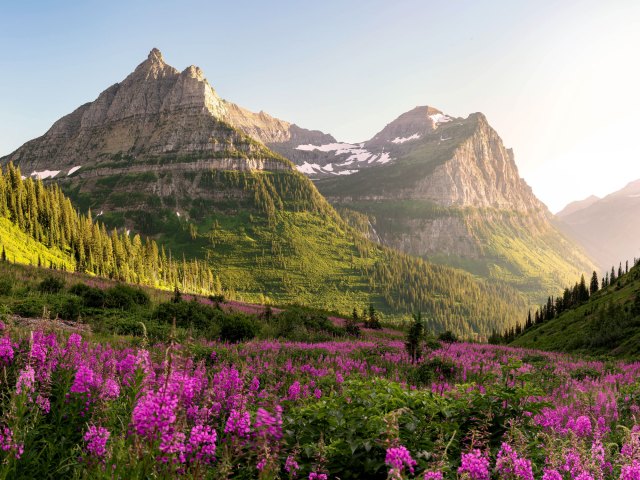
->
<box><xmin>405</xmin><ymin>312</ymin><xmax>424</xmax><ymax>362</ymax></box>
<box><xmin>590</xmin><ymin>271</ymin><xmax>599</xmax><ymax>296</ymax></box>
<box><xmin>345</xmin><ymin>308</ymin><xmax>361</xmax><ymax>337</ymax></box>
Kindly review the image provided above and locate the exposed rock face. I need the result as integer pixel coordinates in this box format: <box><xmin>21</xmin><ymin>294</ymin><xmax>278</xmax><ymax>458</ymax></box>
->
<box><xmin>557</xmin><ymin>180</ymin><xmax>640</xmax><ymax>269</ymax></box>
<box><xmin>406</xmin><ymin>114</ymin><xmax>545</xmax><ymax>210</ymax></box>
<box><xmin>2</xmin><ymin>49</ymin><xmax>288</xmax><ymax>176</ymax></box>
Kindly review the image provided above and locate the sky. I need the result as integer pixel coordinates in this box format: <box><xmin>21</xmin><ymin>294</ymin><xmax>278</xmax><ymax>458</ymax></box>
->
<box><xmin>1</xmin><ymin>0</ymin><xmax>639</xmax><ymax>212</ymax></box>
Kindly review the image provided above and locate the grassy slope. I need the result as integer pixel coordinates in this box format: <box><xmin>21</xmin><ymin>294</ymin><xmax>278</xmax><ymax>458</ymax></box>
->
<box><xmin>0</xmin><ymin>217</ymin><xmax>75</xmax><ymax>271</ymax></box>
<box><xmin>54</xmin><ymin>166</ymin><xmax>528</xmax><ymax>336</ymax></box>
<box><xmin>512</xmin><ymin>264</ymin><xmax>640</xmax><ymax>358</ymax></box>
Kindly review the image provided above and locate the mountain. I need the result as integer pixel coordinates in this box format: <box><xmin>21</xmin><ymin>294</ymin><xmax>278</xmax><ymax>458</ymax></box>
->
<box><xmin>0</xmin><ymin>49</ymin><xmax>529</xmax><ymax>336</ymax></box>
<box><xmin>557</xmin><ymin>180</ymin><xmax>640</xmax><ymax>270</ymax></box>
<box><xmin>512</xmin><ymin>260</ymin><xmax>640</xmax><ymax>358</ymax></box>
<box><xmin>556</xmin><ymin>195</ymin><xmax>600</xmax><ymax>217</ymax></box>
<box><xmin>303</xmin><ymin>108</ymin><xmax>595</xmax><ymax>303</ymax></box>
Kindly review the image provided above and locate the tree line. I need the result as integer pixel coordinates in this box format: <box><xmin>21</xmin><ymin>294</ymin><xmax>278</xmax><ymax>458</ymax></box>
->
<box><xmin>492</xmin><ymin>258</ymin><xmax>640</xmax><ymax>344</ymax></box>
<box><xmin>0</xmin><ymin>163</ymin><xmax>223</xmax><ymax>295</ymax></box>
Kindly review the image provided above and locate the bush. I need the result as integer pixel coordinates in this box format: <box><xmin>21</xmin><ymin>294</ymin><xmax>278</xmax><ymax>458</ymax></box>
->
<box><xmin>413</xmin><ymin>357</ymin><xmax>457</xmax><ymax>385</ymax></box>
<box><xmin>0</xmin><ymin>276</ymin><xmax>13</xmax><ymax>296</ymax></box>
<box><xmin>219</xmin><ymin>315</ymin><xmax>258</xmax><ymax>343</ymax></box>
<box><xmin>104</xmin><ymin>284</ymin><xmax>150</xmax><ymax>310</ymax></box>
<box><xmin>38</xmin><ymin>276</ymin><xmax>64</xmax><ymax>294</ymax></box>
<box><xmin>438</xmin><ymin>330</ymin><xmax>458</xmax><ymax>343</ymax></box>
<box><xmin>12</xmin><ymin>297</ymin><xmax>47</xmax><ymax>318</ymax></box>
<box><xmin>56</xmin><ymin>295</ymin><xmax>83</xmax><ymax>321</ymax></box>
<box><xmin>69</xmin><ymin>283</ymin><xmax>105</xmax><ymax>308</ymax></box>
<box><xmin>154</xmin><ymin>299</ymin><xmax>220</xmax><ymax>331</ymax></box>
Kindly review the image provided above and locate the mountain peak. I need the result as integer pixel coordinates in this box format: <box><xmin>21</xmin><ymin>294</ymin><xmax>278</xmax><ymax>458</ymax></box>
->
<box><xmin>147</xmin><ymin>48</ymin><xmax>164</xmax><ymax>64</ymax></box>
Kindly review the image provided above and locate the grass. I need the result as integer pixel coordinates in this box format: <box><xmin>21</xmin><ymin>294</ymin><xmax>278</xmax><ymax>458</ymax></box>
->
<box><xmin>0</xmin><ymin>217</ymin><xmax>75</xmax><ymax>271</ymax></box>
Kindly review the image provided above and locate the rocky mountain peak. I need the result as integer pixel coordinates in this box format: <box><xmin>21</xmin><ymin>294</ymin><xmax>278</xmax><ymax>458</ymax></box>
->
<box><xmin>147</xmin><ymin>47</ymin><xmax>165</xmax><ymax>64</ymax></box>
<box><xmin>366</xmin><ymin>105</ymin><xmax>454</xmax><ymax>148</ymax></box>
<box><xmin>1</xmin><ymin>49</ymin><xmax>289</xmax><ymax>174</ymax></box>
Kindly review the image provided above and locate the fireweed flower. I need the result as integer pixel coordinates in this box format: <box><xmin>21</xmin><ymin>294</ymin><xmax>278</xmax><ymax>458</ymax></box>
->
<box><xmin>0</xmin><ymin>427</ymin><xmax>23</xmax><ymax>459</ymax></box>
<box><xmin>496</xmin><ymin>443</ymin><xmax>534</xmax><ymax>480</ymax></box>
<box><xmin>100</xmin><ymin>378</ymin><xmax>120</xmax><ymax>400</ymax></box>
<box><xmin>572</xmin><ymin>416</ymin><xmax>593</xmax><ymax>438</ymax></box>
<box><xmin>458</xmin><ymin>450</ymin><xmax>490</xmax><ymax>480</ymax></box>
<box><xmin>0</xmin><ymin>337</ymin><xmax>14</xmax><ymax>365</ymax></box>
<box><xmin>83</xmin><ymin>425</ymin><xmax>110</xmax><ymax>458</ymax></box>
<box><xmin>288</xmin><ymin>381</ymin><xmax>301</xmax><ymax>400</ymax></box>
<box><xmin>70</xmin><ymin>365</ymin><xmax>98</xmax><ymax>394</ymax></box>
<box><xmin>285</xmin><ymin>455</ymin><xmax>300</xmax><ymax>475</ymax></box>
<box><xmin>186</xmin><ymin>425</ymin><xmax>216</xmax><ymax>464</ymax></box>
<box><xmin>385</xmin><ymin>445</ymin><xmax>417</xmax><ymax>478</ymax></box>
<box><xmin>542</xmin><ymin>468</ymin><xmax>563</xmax><ymax>480</ymax></box>
<box><xmin>224</xmin><ymin>409</ymin><xmax>251</xmax><ymax>439</ymax></box>
<box><xmin>254</xmin><ymin>407</ymin><xmax>283</xmax><ymax>441</ymax></box>
<box><xmin>309</xmin><ymin>473</ymin><xmax>328</xmax><ymax>480</ymax></box>
<box><xmin>16</xmin><ymin>365</ymin><xmax>35</xmax><ymax>395</ymax></box>
<box><xmin>620</xmin><ymin>461</ymin><xmax>640</xmax><ymax>480</ymax></box>
<box><xmin>423</xmin><ymin>471</ymin><xmax>444</xmax><ymax>479</ymax></box>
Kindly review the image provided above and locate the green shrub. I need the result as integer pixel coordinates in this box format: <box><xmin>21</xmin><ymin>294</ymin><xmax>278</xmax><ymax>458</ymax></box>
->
<box><xmin>219</xmin><ymin>315</ymin><xmax>258</xmax><ymax>343</ymax></box>
<box><xmin>69</xmin><ymin>283</ymin><xmax>106</xmax><ymax>308</ymax></box>
<box><xmin>38</xmin><ymin>276</ymin><xmax>65</xmax><ymax>294</ymax></box>
<box><xmin>413</xmin><ymin>357</ymin><xmax>457</xmax><ymax>385</ymax></box>
<box><xmin>105</xmin><ymin>284</ymin><xmax>150</xmax><ymax>310</ymax></box>
<box><xmin>0</xmin><ymin>276</ymin><xmax>13</xmax><ymax>296</ymax></box>
<box><xmin>12</xmin><ymin>297</ymin><xmax>47</xmax><ymax>318</ymax></box>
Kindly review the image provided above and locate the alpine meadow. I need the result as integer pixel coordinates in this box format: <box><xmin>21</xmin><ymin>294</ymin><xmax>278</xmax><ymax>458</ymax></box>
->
<box><xmin>1</xmin><ymin>2</ymin><xmax>640</xmax><ymax>479</ymax></box>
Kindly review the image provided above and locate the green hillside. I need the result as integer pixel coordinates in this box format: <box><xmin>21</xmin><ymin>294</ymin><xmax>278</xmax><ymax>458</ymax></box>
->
<box><xmin>512</xmin><ymin>261</ymin><xmax>640</xmax><ymax>357</ymax></box>
<box><xmin>1</xmin><ymin>162</ymin><xmax>528</xmax><ymax>337</ymax></box>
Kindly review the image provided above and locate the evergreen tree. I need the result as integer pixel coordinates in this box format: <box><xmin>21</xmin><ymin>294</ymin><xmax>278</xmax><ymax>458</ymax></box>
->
<box><xmin>589</xmin><ymin>271</ymin><xmax>599</xmax><ymax>296</ymax></box>
<box><xmin>578</xmin><ymin>274</ymin><xmax>589</xmax><ymax>302</ymax></box>
<box><xmin>1</xmin><ymin>246</ymin><xmax>5</xmax><ymax>262</ymax></box>
<box><xmin>367</xmin><ymin>304</ymin><xmax>382</xmax><ymax>330</ymax></box>
<box><xmin>405</xmin><ymin>311</ymin><xmax>424</xmax><ymax>362</ymax></box>
<box><xmin>345</xmin><ymin>308</ymin><xmax>361</xmax><ymax>337</ymax></box>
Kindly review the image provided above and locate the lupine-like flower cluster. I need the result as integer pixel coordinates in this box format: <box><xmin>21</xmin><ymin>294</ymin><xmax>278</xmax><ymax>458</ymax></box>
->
<box><xmin>386</xmin><ymin>445</ymin><xmax>417</xmax><ymax>478</ymax></box>
<box><xmin>458</xmin><ymin>450</ymin><xmax>490</xmax><ymax>480</ymax></box>
<box><xmin>83</xmin><ymin>425</ymin><xmax>110</xmax><ymax>458</ymax></box>
<box><xmin>495</xmin><ymin>443</ymin><xmax>534</xmax><ymax>480</ymax></box>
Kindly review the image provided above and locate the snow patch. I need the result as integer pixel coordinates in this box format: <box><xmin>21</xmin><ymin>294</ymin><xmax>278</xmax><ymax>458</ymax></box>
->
<box><xmin>67</xmin><ymin>165</ymin><xmax>82</xmax><ymax>176</ymax></box>
<box><xmin>31</xmin><ymin>170</ymin><xmax>60</xmax><ymax>180</ymax></box>
<box><xmin>296</xmin><ymin>142</ymin><xmax>358</xmax><ymax>152</ymax></box>
<box><xmin>296</xmin><ymin>162</ymin><xmax>323</xmax><ymax>174</ymax></box>
<box><xmin>391</xmin><ymin>133</ymin><xmax>420</xmax><ymax>144</ymax></box>
<box><xmin>377</xmin><ymin>152</ymin><xmax>392</xmax><ymax>164</ymax></box>
<box><xmin>333</xmin><ymin>169</ymin><xmax>359</xmax><ymax>176</ymax></box>
<box><xmin>323</xmin><ymin>163</ymin><xmax>334</xmax><ymax>172</ymax></box>
<box><xmin>429</xmin><ymin>113</ymin><xmax>453</xmax><ymax>125</ymax></box>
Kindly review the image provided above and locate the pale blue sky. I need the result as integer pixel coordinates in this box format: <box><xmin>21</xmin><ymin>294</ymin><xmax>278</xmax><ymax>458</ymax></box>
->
<box><xmin>1</xmin><ymin>0</ymin><xmax>639</xmax><ymax>211</ymax></box>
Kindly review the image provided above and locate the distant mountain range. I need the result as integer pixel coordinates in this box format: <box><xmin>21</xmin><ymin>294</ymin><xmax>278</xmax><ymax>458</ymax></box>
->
<box><xmin>557</xmin><ymin>180</ymin><xmax>640</xmax><ymax>269</ymax></box>
<box><xmin>0</xmin><ymin>48</ymin><xmax>599</xmax><ymax>315</ymax></box>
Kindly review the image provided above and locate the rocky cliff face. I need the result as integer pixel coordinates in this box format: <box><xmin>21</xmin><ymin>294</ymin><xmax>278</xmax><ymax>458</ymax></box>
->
<box><xmin>2</xmin><ymin>49</ymin><xmax>288</xmax><ymax>177</ymax></box>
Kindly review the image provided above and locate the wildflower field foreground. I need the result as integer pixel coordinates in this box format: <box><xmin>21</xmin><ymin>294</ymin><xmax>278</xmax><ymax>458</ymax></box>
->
<box><xmin>1</xmin><ymin>320</ymin><xmax>640</xmax><ymax>480</ymax></box>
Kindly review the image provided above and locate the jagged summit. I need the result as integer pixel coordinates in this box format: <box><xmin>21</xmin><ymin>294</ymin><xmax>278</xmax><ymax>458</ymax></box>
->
<box><xmin>148</xmin><ymin>47</ymin><xmax>164</xmax><ymax>62</ymax></box>
<box><xmin>1</xmin><ymin>49</ymin><xmax>291</xmax><ymax>175</ymax></box>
